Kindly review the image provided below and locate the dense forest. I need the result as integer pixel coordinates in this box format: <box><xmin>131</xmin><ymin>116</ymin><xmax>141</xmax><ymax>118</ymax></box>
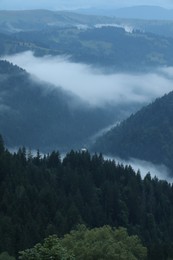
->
<box><xmin>93</xmin><ymin>91</ymin><xmax>173</xmax><ymax>173</ymax></box>
<box><xmin>0</xmin><ymin>136</ymin><xmax>173</xmax><ymax>259</ymax></box>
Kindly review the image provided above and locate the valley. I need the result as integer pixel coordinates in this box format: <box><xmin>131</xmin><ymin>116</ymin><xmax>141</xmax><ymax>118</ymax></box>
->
<box><xmin>1</xmin><ymin>5</ymin><xmax>173</xmax><ymax>259</ymax></box>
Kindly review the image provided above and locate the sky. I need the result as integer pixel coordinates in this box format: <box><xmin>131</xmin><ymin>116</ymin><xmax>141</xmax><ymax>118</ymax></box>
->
<box><xmin>0</xmin><ymin>0</ymin><xmax>173</xmax><ymax>10</ymax></box>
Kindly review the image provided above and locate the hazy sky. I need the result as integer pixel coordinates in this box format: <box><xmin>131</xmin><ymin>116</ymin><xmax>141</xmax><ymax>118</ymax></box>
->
<box><xmin>0</xmin><ymin>0</ymin><xmax>173</xmax><ymax>10</ymax></box>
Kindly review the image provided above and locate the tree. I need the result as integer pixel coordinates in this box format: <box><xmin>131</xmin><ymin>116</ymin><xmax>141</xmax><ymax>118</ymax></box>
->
<box><xmin>0</xmin><ymin>135</ymin><xmax>4</xmax><ymax>154</ymax></box>
<box><xmin>19</xmin><ymin>235</ymin><xmax>74</xmax><ymax>260</ymax></box>
<box><xmin>62</xmin><ymin>225</ymin><xmax>147</xmax><ymax>260</ymax></box>
<box><xmin>0</xmin><ymin>252</ymin><xmax>15</xmax><ymax>260</ymax></box>
<box><xmin>19</xmin><ymin>226</ymin><xmax>147</xmax><ymax>260</ymax></box>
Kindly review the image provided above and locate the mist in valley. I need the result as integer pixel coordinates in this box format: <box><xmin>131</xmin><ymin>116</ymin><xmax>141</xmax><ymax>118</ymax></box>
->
<box><xmin>3</xmin><ymin>51</ymin><xmax>173</xmax><ymax>181</ymax></box>
<box><xmin>2</xmin><ymin>4</ymin><xmax>173</xmax><ymax>259</ymax></box>
<box><xmin>4</xmin><ymin>51</ymin><xmax>173</xmax><ymax>107</ymax></box>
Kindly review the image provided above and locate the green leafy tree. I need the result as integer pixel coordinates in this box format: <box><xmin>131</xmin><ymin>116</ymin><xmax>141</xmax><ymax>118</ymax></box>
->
<box><xmin>0</xmin><ymin>252</ymin><xmax>15</xmax><ymax>260</ymax></box>
<box><xmin>19</xmin><ymin>235</ymin><xmax>74</xmax><ymax>260</ymax></box>
<box><xmin>19</xmin><ymin>226</ymin><xmax>147</xmax><ymax>260</ymax></box>
<box><xmin>62</xmin><ymin>225</ymin><xmax>147</xmax><ymax>260</ymax></box>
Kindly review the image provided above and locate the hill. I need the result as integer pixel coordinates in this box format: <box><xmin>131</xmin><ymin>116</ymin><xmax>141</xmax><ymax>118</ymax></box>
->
<box><xmin>0</xmin><ymin>144</ymin><xmax>173</xmax><ymax>259</ymax></box>
<box><xmin>1</xmin><ymin>9</ymin><xmax>173</xmax><ymax>38</ymax></box>
<box><xmin>4</xmin><ymin>27</ymin><xmax>173</xmax><ymax>71</ymax></box>
<box><xmin>0</xmin><ymin>10</ymin><xmax>119</xmax><ymax>33</ymax></box>
<box><xmin>0</xmin><ymin>10</ymin><xmax>173</xmax><ymax>71</ymax></box>
<box><xmin>0</xmin><ymin>60</ymin><xmax>120</xmax><ymax>151</ymax></box>
<box><xmin>92</xmin><ymin>91</ymin><xmax>173</xmax><ymax>173</ymax></box>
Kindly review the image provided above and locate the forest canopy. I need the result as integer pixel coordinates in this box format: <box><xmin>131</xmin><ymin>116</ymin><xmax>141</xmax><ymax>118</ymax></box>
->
<box><xmin>0</xmin><ymin>137</ymin><xmax>173</xmax><ymax>259</ymax></box>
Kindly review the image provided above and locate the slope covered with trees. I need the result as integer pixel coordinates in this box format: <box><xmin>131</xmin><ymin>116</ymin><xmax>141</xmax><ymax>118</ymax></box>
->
<box><xmin>12</xmin><ymin>26</ymin><xmax>173</xmax><ymax>71</ymax></box>
<box><xmin>0</xmin><ymin>60</ymin><xmax>120</xmax><ymax>151</ymax></box>
<box><xmin>1</xmin><ymin>17</ymin><xmax>173</xmax><ymax>71</ymax></box>
<box><xmin>92</xmin><ymin>91</ymin><xmax>173</xmax><ymax>172</ymax></box>
<box><xmin>0</xmin><ymin>137</ymin><xmax>173</xmax><ymax>259</ymax></box>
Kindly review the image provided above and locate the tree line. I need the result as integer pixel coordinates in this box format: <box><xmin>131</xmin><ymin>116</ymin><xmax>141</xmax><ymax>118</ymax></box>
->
<box><xmin>0</xmin><ymin>136</ymin><xmax>173</xmax><ymax>259</ymax></box>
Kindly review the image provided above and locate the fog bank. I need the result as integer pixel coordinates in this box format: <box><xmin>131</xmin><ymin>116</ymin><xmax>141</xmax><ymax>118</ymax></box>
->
<box><xmin>3</xmin><ymin>51</ymin><xmax>173</xmax><ymax>106</ymax></box>
<box><xmin>104</xmin><ymin>155</ymin><xmax>173</xmax><ymax>183</ymax></box>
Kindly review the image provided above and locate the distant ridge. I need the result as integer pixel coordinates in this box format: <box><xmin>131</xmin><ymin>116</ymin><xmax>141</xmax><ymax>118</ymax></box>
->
<box><xmin>75</xmin><ymin>5</ymin><xmax>173</xmax><ymax>20</ymax></box>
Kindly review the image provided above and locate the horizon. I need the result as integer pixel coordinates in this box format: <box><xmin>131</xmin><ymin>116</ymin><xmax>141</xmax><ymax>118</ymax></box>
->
<box><xmin>0</xmin><ymin>0</ymin><xmax>173</xmax><ymax>11</ymax></box>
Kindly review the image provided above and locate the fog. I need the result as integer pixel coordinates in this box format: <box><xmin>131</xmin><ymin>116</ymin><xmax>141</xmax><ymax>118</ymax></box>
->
<box><xmin>94</xmin><ymin>24</ymin><xmax>134</xmax><ymax>33</ymax></box>
<box><xmin>104</xmin><ymin>155</ymin><xmax>173</xmax><ymax>183</ymax></box>
<box><xmin>4</xmin><ymin>51</ymin><xmax>173</xmax><ymax>106</ymax></box>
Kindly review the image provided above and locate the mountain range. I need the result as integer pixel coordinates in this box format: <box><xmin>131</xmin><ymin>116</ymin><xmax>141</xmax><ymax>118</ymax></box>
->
<box><xmin>75</xmin><ymin>6</ymin><xmax>173</xmax><ymax>20</ymax></box>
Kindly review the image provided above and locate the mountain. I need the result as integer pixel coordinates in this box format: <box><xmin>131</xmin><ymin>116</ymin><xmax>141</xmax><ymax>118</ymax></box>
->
<box><xmin>0</xmin><ymin>9</ymin><xmax>173</xmax><ymax>41</ymax></box>
<box><xmin>2</xmin><ymin>26</ymin><xmax>173</xmax><ymax>72</ymax></box>
<box><xmin>76</xmin><ymin>6</ymin><xmax>173</xmax><ymax>20</ymax></box>
<box><xmin>0</xmin><ymin>60</ymin><xmax>120</xmax><ymax>152</ymax></box>
<box><xmin>1</xmin><ymin>10</ymin><xmax>173</xmax><ymax>71</ymax></box>
<box><xmin>0</xmin><ymin>10</ymin><xmax>118</xmax><ymax>33</ymax></box>
<box><xmin>92</xmin><ymin>91</ymin><xmax>173</xmax><ymax>173</ymax></box>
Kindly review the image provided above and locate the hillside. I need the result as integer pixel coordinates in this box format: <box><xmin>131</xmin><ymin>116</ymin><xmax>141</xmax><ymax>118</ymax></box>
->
<box><xmin>0</xmin><ymin>60</ymin><xmax>120</xmax><ymax>151</ymax></box>
<box><xmin>1</xmin><ymin>9</ymin><xmax>173</xmax><ymax>38</ymax></box>
<box><xmin>0</xmin><ymin>10</ymin><xmax>121</xmax><ymax>33</ymax></box>
<box><xmin>6</xmin><ymin>27</ymin><xmax>173</xmax><ymax>71</ymax></box>
<box><xmin>0</xmin><ymin>144</ymin><xmax>173</xmax><ymax>259</ymax></box>
<box><xmin>92</xmin><ymin>91</ymin><xmax>173</xmax><ymax>173</ymax></box>
<box><xmin>0</xmin><ymin>10</ymin><xmax>173</xmax><ymax>71</ymax></box>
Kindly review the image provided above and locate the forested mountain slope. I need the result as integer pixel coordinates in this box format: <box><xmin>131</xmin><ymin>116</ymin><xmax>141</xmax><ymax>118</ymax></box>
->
<box><xmin>1</xmin><ymin>9</ymin><xmax>173</xmax><ymax>73</ymax></box>
<box><xmin>0</xmin><ymin>60</ymin><xmax>118</xmax><ymax>151</ymax></box>
<box><xmin>0</xmin><ymin>141</ymin><xmax>173</xmax><ymax>259</ymax></box>
<box><xmin>11</xmin><ymin>27</ymin><xmax>173</xmax><ymax>71</ymax></box>
<box><xmin>92</xmin><ymin>91</ymin><xmax>173</xmax><ymax>172</ymax></box>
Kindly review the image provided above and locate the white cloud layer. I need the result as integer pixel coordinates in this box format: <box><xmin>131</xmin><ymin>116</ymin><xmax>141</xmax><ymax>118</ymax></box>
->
<box><xmin>3</xmin><ymin>51</ymin><xmax>173</xmax><ymax>106</ymax></box>
<box><xmin>104</xmin><ymin>155</ymin><xmax>173</xmax><ymax>183</ymax></box>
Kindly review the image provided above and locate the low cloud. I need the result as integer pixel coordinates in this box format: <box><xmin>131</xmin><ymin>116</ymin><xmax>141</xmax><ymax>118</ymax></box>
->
<box><xmin>3</xmin><ymin>51</ymin><xmax>173</xmax><ymax>106</ymax></box>
<box><xmin>94</xmin><ymin>23</ymin><xmax>134</xmax><ymax>33</ymax></box>
<box><xmin>104</xmin><ymin>155</ymin><xmax>173</xmax><ymax>183</ymax></box>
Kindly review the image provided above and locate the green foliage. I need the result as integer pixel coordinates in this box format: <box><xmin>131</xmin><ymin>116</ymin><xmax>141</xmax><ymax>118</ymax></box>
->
<box><xmin>19</xmin><ymin>235</ymin><xmax>74</xmax><ymax>260</ymax></box>
<box><xmin>19</xmin><ymin>226</ymin><xmax>147</xmax><ymax>260</ymax></box>
<box><xmin>62</xmin><ymin>225</ymin><xmax>147</xmax><ymax>260</ymax></box>
<box><xmin>0</xmin><ymin>251</ymin><xmax>15</xmax><ymax>260</ymax></box>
